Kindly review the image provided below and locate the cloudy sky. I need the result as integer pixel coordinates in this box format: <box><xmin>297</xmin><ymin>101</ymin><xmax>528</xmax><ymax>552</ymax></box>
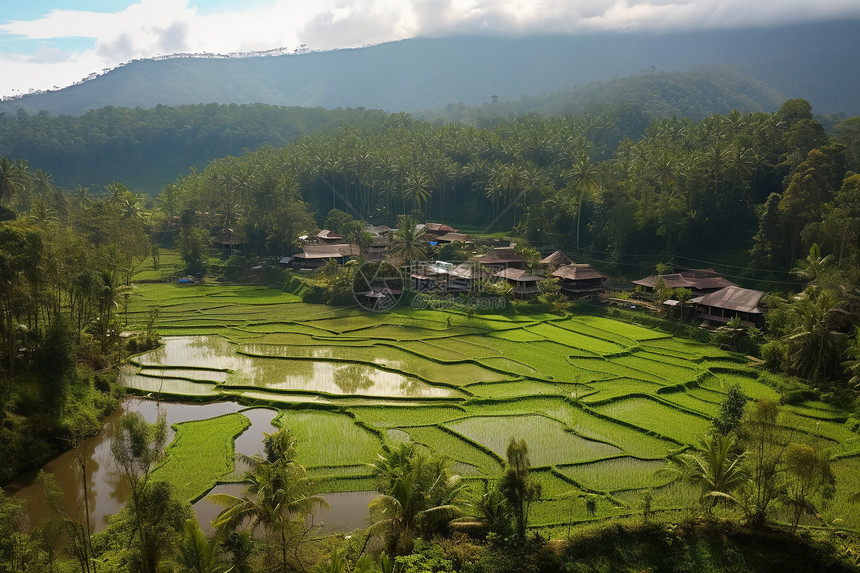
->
<box><xmin>2</xmin><ymin>0</ymin><xmax>859</xmax><ymax>98</ymax></box>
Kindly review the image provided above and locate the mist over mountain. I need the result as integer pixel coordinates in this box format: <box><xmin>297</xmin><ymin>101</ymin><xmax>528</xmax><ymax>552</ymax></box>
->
<box><xmin>2</xmin><ymin>20</ymin><xmax>859</xmax><ymax>118</ymax></box>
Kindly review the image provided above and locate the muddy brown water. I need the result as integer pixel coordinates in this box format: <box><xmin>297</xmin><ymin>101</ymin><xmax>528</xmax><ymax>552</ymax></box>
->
<box><xmin>4</xmin><ymin>399</ymin><xmax>371</xmax><ymax>533</ymax></box>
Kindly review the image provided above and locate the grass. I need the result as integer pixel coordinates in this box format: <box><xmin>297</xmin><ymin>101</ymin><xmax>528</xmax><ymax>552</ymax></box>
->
<box><xmin>557</xmin><ymin>457</ymin><xmax>673</xmax><ymax>492</ymax></box>
<box><xmin>445</xmin><ymin>414</ymin><xmax>623</xmax><ymax>467</ymax></box>
<box><xmin>593</xmin><ymin>397</ymin><xmax>713</xmax><ymax>444</ymax></box>
<box><xmin>151</xmin><ymin>413</ymin><xmax>251</xmax><ymax>502</ymax></box>
<box><xmin>401</xmin><ymin>425</ymin><xmax>504</xmax><ymax>475</ymax></box>
<box><xmin>274</xmin><ymin>409</ymin><xmax>383</xmax><ymax>468</ymax></box>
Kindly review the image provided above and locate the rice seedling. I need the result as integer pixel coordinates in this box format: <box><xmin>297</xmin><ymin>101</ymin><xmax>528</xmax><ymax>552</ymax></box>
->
<box><xmin>824</xmin><ymin>456</ymin><xmax>860</xmax><ymax>530</ymax></box>
<box><xmin>276</xmin><ymin>409</ymin><xmax>383</xmax><ymax>468</ymax></box>
<box><xmin>612</xmin><ymin>480</ymin><xmax>700</xmax><ymax>511</ymax></box>
<box><xmin>526</xmin><ymin>323</ymin><xmax>629</xmax><ymax>355</ymax></box>
<box><xmin>569</xmin><ymin>315</ymin><xmax>670</xmax><ymax>341</ymax></box>
<box><xmin>612</xmin><ymin>354</ymin><xmax>701</xmax><ymax>384</ymax></box>
<box><xmin>151</xmin><ymin>413</ymin><xmax>251</xmax><ymax>502</ymax></box>
<box><xmin>465</xmin><ymin>380</ymin><xmax>565</xmax><ymax>399</ymax></box>
<box><xmin>659</xmin><ymin>392</ymin><xmax>721</xmax><ymax>417</ymax></box>
<box><xmin>580</xmin><ymin>378</ymin><xmax>665</xmax><ymax>404</ymax></box>
<box><xmin>531</xmin><ymin>469</ymin><xmax>580</xmax><ymax>498</ymax></box>
<box><xmin>529</xmin><ymin>495</ymin><xmax>627</xmax><ymax>526</ymax></box>
<box><xmin>593</xmin><ymin>397</ymin><xmax>712</xmax><ymax>444</ymax></box>
<box><xmin>445</xmin><ymin>414</ymin><xmax>622</xmax><ymax>467</ymax></box>
<box><xmin>568</xmin><ymin>357</ymin><xmax>664</xmax><ymax>384</ymax></box>
<box><xmin>551</xmin><ymin>318</ymin><xmax>638</xmax><ymax>346</ymax></box>
<box><xmin>709</xmin><ymin>373</ymin><xmax>780</xmax><ymax>401</ymax></box>
<box><xmin>462</xmin><ymin>398</ymin><xmax>674</xmax><ymax>459</ymax></box>
<box><xmin>489</xmin><ymin>328</ymin><xmax>548</xmax><ymax>342</ymax></box>
<box><xmin>349</xmin><ymin>404</ymin><xmax>468</xmax><ymax>428</ymax></box>
<box><xmin>402</xmin><ymin>425</ymin><xmax>504</xmax><ymax>475</ymax></box>
<box><xmin>556</xmin><ymin>457</ymin><xmax>672</xmax><ymax>492</ymax></box>
<box><xmin>120</xmin><ymin>371</ymin><xmax>221</xmax><ymax>398</ymax></box>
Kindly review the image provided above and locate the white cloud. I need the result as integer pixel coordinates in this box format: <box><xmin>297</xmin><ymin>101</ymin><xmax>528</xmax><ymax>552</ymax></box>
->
<box><xmin>1</xmin><ymin>0</ymin><xmax>860</xmax><ymax>97</ymax></box>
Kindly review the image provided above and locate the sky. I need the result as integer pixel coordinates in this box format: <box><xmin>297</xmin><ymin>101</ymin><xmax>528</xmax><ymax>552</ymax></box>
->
<box><xmin>2</xmin><ymin>0</ymin><xmax>860</xmax><ymax>98</ymax></box>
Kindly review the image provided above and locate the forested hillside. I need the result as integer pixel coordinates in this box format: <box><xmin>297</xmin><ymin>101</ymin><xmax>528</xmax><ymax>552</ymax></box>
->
<box><xmin>129</xmin><ymin>100</ymin><xmax>859</xmax><ymax>280</ymax></box>
<box><xmin>0</xmin><ymin>104</ymin><xmax>387</xmax><ymax>192</ymax></box>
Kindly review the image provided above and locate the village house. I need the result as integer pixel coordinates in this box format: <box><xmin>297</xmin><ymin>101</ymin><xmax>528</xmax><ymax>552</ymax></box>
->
<box><xmin>447</xmin><ymin>262</ymin><xmax>491</xmax><ymax>293</ymax></box>
<box><xmin>493</xmin><ymin>268</ymin><xmax>542</xmax><ymax>297</ymax></box>
<box><xmin>551</xmin><ymin>264</ymin><xmax>608</xmax><ymax>296</ymax></box>
<box><xmin>288</xmin><ymin>244</ymin><xmax>359</xmax><ymax>269</ymax></box>
<box><xmin>689</xmin><ymin>286</ymin><xmax>766</xmax><ymax>327</ymax></box>
<box><xmin>633</xmin><ymin>268</ymin><xmax>735</xmax><ymax>296</ymax></box>
<box><xmin>540</xmin><ymin>250</ymin><xmax>573</xmax><ymax>270</ymax></box>
<box><xmin>476</xmin><ymin>246</ymin><xmax>527</xmax><ymax>272</ymax></box>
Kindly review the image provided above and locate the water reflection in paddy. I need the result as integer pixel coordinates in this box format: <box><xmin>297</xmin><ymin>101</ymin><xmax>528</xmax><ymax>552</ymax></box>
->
<box><xmin>128</xmin><ymin>336</ymin><xmax>459</xmax><ymax>398</ymax></box>
<box><xmin>4</xmin><ymin>399</ymin><xmax>244</xmax><ymax>532</ymax></box>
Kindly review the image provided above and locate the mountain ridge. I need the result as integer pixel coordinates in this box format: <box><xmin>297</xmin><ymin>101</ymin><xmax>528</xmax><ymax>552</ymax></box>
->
<box><xmin>2</xmin><ymin>20</ymin><xmax>859</xmax><ymax>117</ymax></box>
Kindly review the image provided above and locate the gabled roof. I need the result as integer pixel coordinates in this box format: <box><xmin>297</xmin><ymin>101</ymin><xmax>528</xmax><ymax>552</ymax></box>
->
<box><xmin>476</xmin><ymin>246</ymin><xmax>526</xmax><ymax>265</ymax></box>
<box><xmin>449</xmin><ymin>262</ymin><xmax>491</xmax><ymax>280</ymax></box>
<box><xmin>494</xmin><ymin>268</ymin><xmax>542</xmax><ymax>282</ymax></box>
<box><xmin>633</xmin><ymin>268</ymin><xmax>736</xmax><ymax>291</ymax></box>
<box><xmin>541</xmin><ymin>250</ymin><xmax>573</xmax><ymax>266</ymax></box>
<box><xmin>689</xmin><ymin>286</ymin><xmax>765</xmax><ymax>314</ymax></box>
<box><xmin>424</xmin><ymin>222</ymin><xmax>458</xmax><ymax>234</ymax></box>
<box><xmin>551</xmin><ymin>264</ymin><xmax>607</xmax><ymax>282</ymax></box>
<box><xmin>317</xmin><ymin>229</ymin><xmax>343</xmax><ymax>240</ymax></box>
<box><xmin>293</xmin><ymin>244</ymin><xmax>358</xmax><ymax>259</ymax></box>
<box><xmin>435</xmin><ymin>232</ymin><xmax>470</xmax><ymax>243</ymax></box>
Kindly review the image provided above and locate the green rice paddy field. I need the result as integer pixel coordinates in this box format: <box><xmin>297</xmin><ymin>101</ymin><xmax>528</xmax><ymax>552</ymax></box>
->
<box><xmin>123</xmin><ymin>277</ymin><xmax>860</xmax><ymax>532</ymax></box>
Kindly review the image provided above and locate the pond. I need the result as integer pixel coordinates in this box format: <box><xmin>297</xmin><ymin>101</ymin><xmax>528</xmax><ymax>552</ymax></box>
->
<box><xmin>4</xmin><ymin>398</ymin><xmax>372</xmax><ymax>534</ymax></box>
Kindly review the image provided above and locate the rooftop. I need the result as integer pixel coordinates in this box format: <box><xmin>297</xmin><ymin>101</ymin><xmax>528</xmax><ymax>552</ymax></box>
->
<box><xmin>689</xmin><ymin>286</ymin><xmax>766</xmax><ymax>314</ymax></box>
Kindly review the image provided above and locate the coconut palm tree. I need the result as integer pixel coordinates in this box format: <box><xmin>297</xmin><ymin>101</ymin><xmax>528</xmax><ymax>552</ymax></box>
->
<box><xmin>562</xmin><ymin>152</ymin><xmax>600</xmax><ymax>254</ymax></box>
<box><xmin>0</xmin><ymin>157</ymin><xmax>27</xmax><ymax>205</ymax></box>
<box><xmin>367</xmin><ymin>441</ymin><xmax>464</xmax><ymax>556</ymax></box>
<box><xmin>209</xmin><ymin>429</ymin><xmax>324</xmax><ymax>572</ymax></box>
<box><xmin>666</xmin><ymin>433</ymin><xmax>748</xmax><ymax>513</ymax></box>
<box><xmin>388</xmin><ymin>215</ymin><xmax>428</xmax><ymax>267</ymax></box>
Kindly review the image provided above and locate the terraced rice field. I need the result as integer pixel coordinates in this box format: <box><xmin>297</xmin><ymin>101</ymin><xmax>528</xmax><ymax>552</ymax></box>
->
<box><xmin>121</xmin><ymin>278</ymin><xmax>860</xmax><ymax>531</ymax></box>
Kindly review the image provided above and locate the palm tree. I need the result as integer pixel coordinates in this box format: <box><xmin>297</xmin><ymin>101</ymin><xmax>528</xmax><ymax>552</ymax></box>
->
<box><xmin>367</xmin><ymin>441</ymin><xmax>464</xmax><ymax>556</ymax></box>
<box><xmin>666</xmin><ymin>433</ymin><xmax>748</xmax><ymax>513</ymax></box>
<box><xmin>178</xmin><ymin>518</ymin><xmax>228</xmax><ymax>573</ymax></box>
<box><xmin>403</xmin><ymin>167</ymin><xmax>432</xmax><ymax>214</ymax></box>
<box><xmin>0</xmin><ymin>156</ymin><xmax>27</xmax><ymax>205</ymax></box>
<box><xmin>787</xmin><ymin>286</ymin><xmax>849</xmax><ymax>384</ymax></box>
<box><xmin>209</xmin><ymin>429</ymin><xmax>324</xmax><ymax>572</ymax></box>
<box><xmin>388</xmin><ymin>215</ymin><xmax>428</xmax><ymax>267</ymax></box>
<box><xmin>563</xmin><ymin>152</ymin><xmax>600</xmax><ymax>254</ymax></box>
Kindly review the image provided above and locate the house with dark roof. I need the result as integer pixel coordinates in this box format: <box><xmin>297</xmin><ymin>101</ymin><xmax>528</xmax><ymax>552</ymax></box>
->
<box><xmin>633</xmin><ymin>268</ymin><xmax>735</xmax><ymax>295</ymax></box>
<box><xmin>541</xmin><ymin>250</ymin><xmax>573</xmax><ymax>269</ymax></box>
<box><xmin>290</xmin><ymin>244</ymin><xmax>358</xmax><ymax>269</ymax></box>
<box><xmin>689</xmin><ymin>286</ymin><xmax>766</xmax><ymax>326</ymax></box>
<box><xmin>493</xmin><ymin>268</ymin><xmax>542</xmax><ymax>297</ymax></box>
<box><xmin>447</xmin><ymin>262</ymin><xmax>491</xmax><ymax>292</ymax></box>
<box><xmin>316</xmin><ymin>229</ymin><xmax>344</xmax><ymax>243</ymax></box>
<box><xmin>551</xmin><ymin>264</ymin><xmax>608</xmax><ymax>296</ymax></box>
<box><xmin>435</xmin><ymin>232</ymin><xmax>470</xmax><ymax>244</ymax></box>
<box><xmin>423</xmin><ymin>223</ymin><xmax>458</xmax><ymax>236</ymax></box>
<box><xmin>476</xmin><ymin>246</ymin><xmax>527</xmax><ymax>271</ymax></box>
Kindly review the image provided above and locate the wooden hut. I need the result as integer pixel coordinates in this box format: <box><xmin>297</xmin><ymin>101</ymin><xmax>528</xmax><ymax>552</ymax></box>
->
<box><xmin>689</xmin><ymin>286</ymin><xmax>765</xmax><ymax>326</ymax></box>
<box><xmin>633</xmin><ymin>268</ymin><xmax>735</xmax><ymax>295</ymax></box>
<box><xmin>551</xmin><ymin>264</ymin><xmax>608</xmax><ymax>296</ymax></box>
<box><xmin>493</xmin><ymin>268</ymin><xmax>542</xmax><ymax>297</ymax></box>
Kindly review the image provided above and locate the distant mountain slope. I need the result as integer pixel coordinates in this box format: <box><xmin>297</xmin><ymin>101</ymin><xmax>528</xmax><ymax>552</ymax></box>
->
<box><xmin>417</xmin><ymin>67</ymin><xmax>787</xmax><ymax>123</ymax></box>
<box><xmin>2</xmin><ymin>20</ymin><xmax>859</xmax><ymax>117</ymax></box>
